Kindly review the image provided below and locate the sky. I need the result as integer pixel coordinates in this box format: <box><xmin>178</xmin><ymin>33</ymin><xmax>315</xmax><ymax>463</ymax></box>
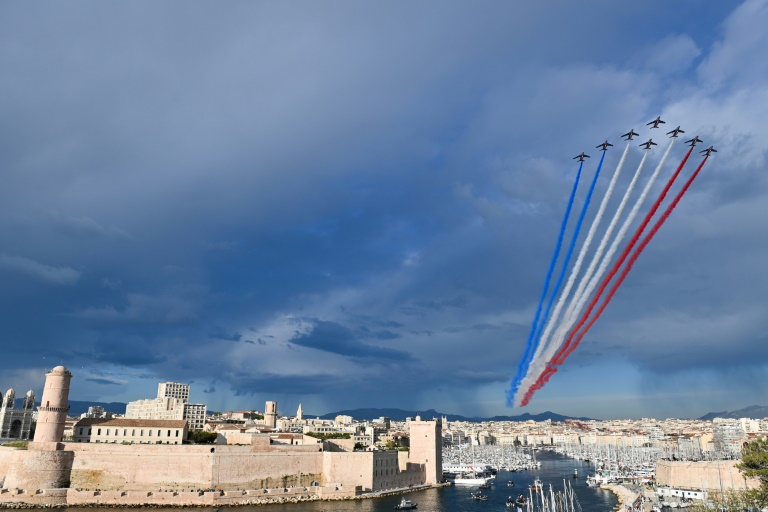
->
<box><xmin>1</xmin><ymin>0</ymin><xmax>767</xmax><ymax>420</ymax></box>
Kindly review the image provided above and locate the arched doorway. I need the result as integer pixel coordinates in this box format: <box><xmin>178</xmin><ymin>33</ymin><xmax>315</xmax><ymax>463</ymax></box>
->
<box><xmin>9</xmin><ymin>420</ymin><xmax>22</xmax><ymax>438</ymax></box>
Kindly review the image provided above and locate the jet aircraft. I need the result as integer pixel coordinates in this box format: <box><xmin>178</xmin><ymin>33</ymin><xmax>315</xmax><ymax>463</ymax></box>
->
<box><xmin>700</xmin><ymin>146</ymin><xmax>718</xmax><ymax>156</ymax></box>
<box><xmin>621</xmin><ymin>129</ymin><xmax>639</xmax><ymax>140</ymax></box>
<box><xmin>640</xmin><ymin>139</ymin><xmax>657</xmax><ymax>150</ymax></box>
<box><xmin>573</xmin><ymin>152</ymin><xmax>590</xmax><ymax>162</ymax></box>
<box><xmin>596</xmin><ymin>140</ymin><xmax>613</xmax><ymax>151</ymax></box>
<box><xmin>647</xmin><ymin>116</ymin><xmax>666</xmax><ymax>129</ymax></box>
<box><xmin>666</xmin><ymin>126</ymin><xmax>685</xmax><ymax>138</ymax></box>
<box><xmin>685</xmin><ymin>136</ymin><xmax>703</xmax><ymax>147</ymax></box>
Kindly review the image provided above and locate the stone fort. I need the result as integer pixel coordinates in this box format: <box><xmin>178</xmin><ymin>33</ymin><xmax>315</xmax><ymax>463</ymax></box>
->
<box><xmin>0</xmin><ymin>366</ymin><xmax>443</xmax><ymax>507</ymax></box>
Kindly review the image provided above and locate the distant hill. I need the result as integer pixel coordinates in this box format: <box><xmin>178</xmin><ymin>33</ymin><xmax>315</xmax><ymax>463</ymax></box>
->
<box><xmin>67</xmin><ymin>400</ymin><xmax>127</xmax><ymax>416</ymax></box>
<box><xmin>316</xmin><ymin>408</ymin><xmax>591</xmax><ymax>422</ymax></box>
<box><xmin>699</xmin><ymin>405</ymin><xmax>768</xmax><ymax>421</ymax></box>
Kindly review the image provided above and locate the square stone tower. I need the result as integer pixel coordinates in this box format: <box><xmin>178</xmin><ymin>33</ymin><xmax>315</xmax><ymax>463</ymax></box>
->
<box><xmin>409</xmin><ymin>417</ymin><xmax>442</xmax><ymax>484</ymax></box>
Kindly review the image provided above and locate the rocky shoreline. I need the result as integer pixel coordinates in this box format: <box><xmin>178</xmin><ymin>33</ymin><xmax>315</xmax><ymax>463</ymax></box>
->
<box><xmin>0</xmin><ymin>483</ymin><xmax>450</xmax><ymax>509</ymax></box>
<box><xmin>601</xmin><ymin>483</ymin><xmax>640</xmax><ymax>509</ymax></box>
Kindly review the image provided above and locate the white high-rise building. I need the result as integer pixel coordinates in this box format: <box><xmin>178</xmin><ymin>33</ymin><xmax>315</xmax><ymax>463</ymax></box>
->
<box><xmin>126</xmin><ymin>382</ymin><xmax>206</xmax><ymax>430</ymax></box>
<box><xmin>158</xmin><ymin>382</ymin><xmax>190</xmax><ymax>402</ymax></box>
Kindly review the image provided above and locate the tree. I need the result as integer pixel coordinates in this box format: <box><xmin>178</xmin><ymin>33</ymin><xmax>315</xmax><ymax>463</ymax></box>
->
<box><xmin>188</xmin><ymin>430</ymin><xmax>218</xmax><ymax>444</ymax></box>
<box><xmin>737</xmin><ymin>438</ymin><xmax>768</xmax><ymax>507</ymax></box>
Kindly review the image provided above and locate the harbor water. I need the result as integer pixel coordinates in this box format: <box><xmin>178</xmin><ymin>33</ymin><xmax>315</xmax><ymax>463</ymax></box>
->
<box><xmin>16</xmin><ymin>451</ymin><xmax>619</xmax><ymax>512</ymax></box>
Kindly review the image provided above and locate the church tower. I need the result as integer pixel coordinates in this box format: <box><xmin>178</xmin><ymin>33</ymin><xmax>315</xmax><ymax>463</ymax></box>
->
<box><xmin>296</xmin><ymin>403</ymin><xmax>303</xmax><ymax>421</ymax></box>
<box><xmin>264</xmin><ymin>401</ymin><xmax>277</xmax><ymax>429</ymax></box>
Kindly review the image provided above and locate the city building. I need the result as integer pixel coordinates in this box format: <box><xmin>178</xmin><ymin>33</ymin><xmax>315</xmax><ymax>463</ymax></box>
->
<box><xmin>125</xmin><ymin>381</ymin><xmax>207</xmax><ymax>430</ymax></box>
<box><xmin>72</xmin><ymin>418</ymin><xmax>188</xmax><ymax>444</ymax></box>
<box><xmin>0</xmin><ymin>388</ymin><xmax>35</xmax><ymax>440</ymax></box>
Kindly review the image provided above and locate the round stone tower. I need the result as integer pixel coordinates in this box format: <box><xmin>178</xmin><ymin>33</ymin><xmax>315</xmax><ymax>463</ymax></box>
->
<box><xmin>34</xmin><ymin>366</ymin><xmax>72</xmax><ymax>444</ymax></box>
<box><xmin>4</xmin><ymin>366</ymin><xmax>74</xmax><ymax>493</ymax></box>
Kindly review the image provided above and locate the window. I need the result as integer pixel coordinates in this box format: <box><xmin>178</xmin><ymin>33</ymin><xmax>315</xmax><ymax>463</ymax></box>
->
<box><xmin>149</xmin><ymin>430</ymin><xmax>152</xmax><ymax>436</ymax></box>
<box><xmin>175</xmin><ymin>430</ymin><xmax>179</xmax><ymax>437</ymax></box>
<box><xmin>79</xmin><ymin>428</ymin><xmax>83</xmax><ymax>435</ymax></box>
<box><xmin>124</xmin><ymin>429</ymin><xmax>127</xmax><ymax>436</ymax></box>
<box><xmin>168</xmin><ymin>430</ymin><xmax>171</xmax><ymax>437</ymax></box>
<box><xmin>106</xmin><ymin>429</ymin><xmax>110</xmax><ymax>435</ymax></box>
<box><xmin>132</xmin><ymin>430</ymin><xmax>135</xmax><ymax>436</ymax></box>
<box><xmin>98</xmin><ymin>428</ymin><xmax>102</xmax><ymax>435</ymax></box>
<box><xmin>141</xmin><ymin>430</ymin><xmax>144</xmax><ymax>436</ymax></box>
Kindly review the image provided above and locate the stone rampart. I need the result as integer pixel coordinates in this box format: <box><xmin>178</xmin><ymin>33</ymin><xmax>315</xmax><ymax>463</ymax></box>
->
<box><xmin>656</xmin><ymin>460</ymin><xmax>759</xmax><ymax>492</ymax></box>
<box><xmin>0</xmin><ymin>448</ymin><xmax>16</xmax><ymax>484</ymax></box>
<box><xmin>56</xmin><ymin>443</ymin><xmax>324</xmax><ymax>491</ymax></box>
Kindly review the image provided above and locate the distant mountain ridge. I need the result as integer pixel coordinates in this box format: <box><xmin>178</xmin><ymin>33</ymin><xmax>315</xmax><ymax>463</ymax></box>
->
<box><xmin>315</xmin><ymin>408</ymin><xmax>592</xmax><ymax>422</ymax></box>
<box><xmin>13</xmin><ymin>400</ymin><xmax>127</xmax><ymax>416</ymax></box>
<box><xmin>698</xmin><ymin>405</ymin><xmax>768</xmax><ymax>421</ymax></box>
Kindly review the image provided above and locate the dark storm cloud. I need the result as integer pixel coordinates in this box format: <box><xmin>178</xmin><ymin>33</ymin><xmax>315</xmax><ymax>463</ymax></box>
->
<box><xmin>208</xmin><ymin>327</ymin><xmax>242</xmax><ymax>342</ymax></box>
<box><xmin>92</xmin><ymin>335</ymin><xmax>168</xmax><ymax>367</ymax></box>
<box><xmin>290</xmin><ymin>320</ymin><xmax>413</xmax><ymax>361</ymax></box>
<box><xmin>85</xmin><ymin>378</ymin><xmax>120</xmax><ymax>386</ymax></box>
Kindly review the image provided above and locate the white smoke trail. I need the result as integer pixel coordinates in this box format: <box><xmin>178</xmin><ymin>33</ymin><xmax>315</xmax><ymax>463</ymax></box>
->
<box><xmin>528</xmin><ymin>138</ymin><xmax>677</xmax><ymax>392</ymax></box>
<box><xmin>553</xmin><ymin>142</ymin><xmax>636</xmax><ymax>345</ymax></box>
<box><xmin>517</xmin><ymin>147</ymin><xmax>626</xmax><ymax>401</ymax></box>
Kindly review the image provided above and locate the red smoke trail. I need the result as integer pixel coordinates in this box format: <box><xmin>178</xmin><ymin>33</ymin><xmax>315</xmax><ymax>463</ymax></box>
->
<box><xmin>521</xmin><ymin>154</ymin><xmax>710</xmax><ymax>406</ymax></box>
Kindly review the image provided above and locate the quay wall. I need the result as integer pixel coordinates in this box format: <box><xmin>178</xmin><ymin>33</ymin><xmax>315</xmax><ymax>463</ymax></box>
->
<box><xmin>656</xmin><ymin>460</ymin><xmax>760</xmax><ymax>492</ymax></box>
<box><xmin>0</xmin><ymin>485</ymin><xmax>360</xmax><ymax>507</ymax></box>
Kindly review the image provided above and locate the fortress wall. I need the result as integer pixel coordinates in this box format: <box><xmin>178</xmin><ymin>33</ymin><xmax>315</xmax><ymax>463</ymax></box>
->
<box><xmin>656</xmin><ymin>460</ymin><xmax>760</xmax><ymax>492</ymax></box>
<box><xmin>212</xmin><ymin>450</ymin><xmax>323</xmax><ymax>489</ymax></box>
<box><xmin>323</xmin><ymin>452</ymin><xmax>373</xmax><ymax>492</ymax></box>
<box><xmin>0</xmin><ymin>448</ymin><xmax>16</xmax><ymax>484</ymax></box>
<box><xmin>3</xmin><ymin>448</ymin><xmax>74</xmax><ymax>489</ymax></box>
<box><xmin>60</xmin><ymin>443</ymin><xmax>324</xmax><ymax>491</ymax></box>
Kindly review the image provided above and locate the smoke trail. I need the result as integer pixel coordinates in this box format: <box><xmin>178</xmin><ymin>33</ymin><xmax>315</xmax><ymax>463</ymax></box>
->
<box><xmin>521</xmin><ymin>146</ymin><xmax>623</xmax><ymax>397</ymax></box>
<box><xmin>553</xmin><ymin>141</ymin><xmax>690</xmax><ymax>366</ymax></box>
<box><xmin>527</xmin><ymin>151</ymin><xmax>605</xmax><ymax>361</ymax></box>
<box><xmin>521</xmin><ymin>154</ymin><xmax>710</xmax><ymax>405</ymax></box>
<box><xmin>506</xmin><ymin>161</ymin><xmax>584</xmax><ymax>406</ymax></box>
<box><xmin>521</xmin><ymin>140</ymin><xmax>668</xmax><ymax>398</ymax></box>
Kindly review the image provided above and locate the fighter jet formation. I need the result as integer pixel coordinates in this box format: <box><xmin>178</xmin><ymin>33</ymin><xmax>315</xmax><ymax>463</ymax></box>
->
<box><xmin>571</xmin><ymin>118</ymin><xmax>713</xmax><ymax>157</ymax></box>
<box><xmin>510</xmin><ymin>115</ymin><xmax>717</xmax><ymax>408</ymax></box>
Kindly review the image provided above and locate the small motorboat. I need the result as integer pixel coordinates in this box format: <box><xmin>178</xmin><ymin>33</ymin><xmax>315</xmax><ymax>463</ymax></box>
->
<box><xmin>394</xmin><ymin>497</ymin><xmax>418</xmax><ymax>510</ymax></box>
<box><xmin>507</xmin><ymin>496</ymin><xmax>516</xmax><ymax>508</ymax></box>
<box><xmin>471</xmin><ymin>492</ymin><xmax>489</xmax><ymax>501</ymax></box>
<box><xmin>507</xmin><ymin>480</ymin><xmax>515</xmax><ymax>487</ymax></box>
<box><xmin>479</xmin><ymin>482</ymin><xmax>491</xmax><ymax>489</ymax></box>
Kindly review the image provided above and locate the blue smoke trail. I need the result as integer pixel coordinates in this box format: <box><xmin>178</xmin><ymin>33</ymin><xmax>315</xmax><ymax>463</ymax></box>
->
<box><xmin>508</xmin><ymin>151</ymin><xmax>606</xmax><ymax>406</ymax></box>
<box><xmin>506</xmin><ymin>161</ymin><xmax>584</xmax><ymax>406</ymax></box>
